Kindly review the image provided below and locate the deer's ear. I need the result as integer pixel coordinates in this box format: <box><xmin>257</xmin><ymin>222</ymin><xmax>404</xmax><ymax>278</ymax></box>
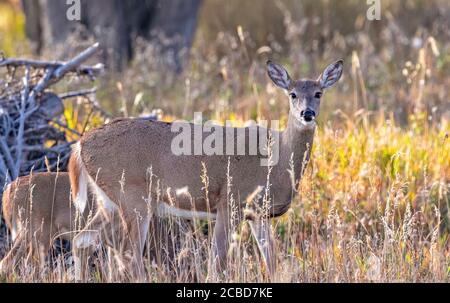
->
<box><xmin>267</xmin><ymin>61</ymin><xmax>292</xmax><ymax>90</ymax></box>
<box><xmin>318</xmin><ymin>60</ymin><xmax>343</xmax><ymax>89</ymax></box>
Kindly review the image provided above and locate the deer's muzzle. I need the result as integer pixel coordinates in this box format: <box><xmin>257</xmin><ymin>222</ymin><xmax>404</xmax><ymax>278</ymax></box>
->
<box><xmin>301</xmin><ymin>109</ymin><xmax>316</xmax><ymax>122</ymax></box>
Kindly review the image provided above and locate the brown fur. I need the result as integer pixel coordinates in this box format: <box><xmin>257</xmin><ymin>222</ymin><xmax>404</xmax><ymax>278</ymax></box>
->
<box><xmin>68</xmin><ymin>153</ymin><xmax>80</xmax><ymax>202</ymax></box>
<box><xmin>2</xmin><ymin>177</ymin><xmax>13</xmax><ymax>232</ymax></box>
<box><xmin>0</xmin><ymin>172</ymin><xmax>92</xmax><ymax>272</ymax></box>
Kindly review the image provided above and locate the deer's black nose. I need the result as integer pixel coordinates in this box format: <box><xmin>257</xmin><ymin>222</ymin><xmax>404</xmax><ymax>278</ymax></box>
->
<box><xmin>301</xmin><ymin>110</ymin><xmax>316</xmax><ymax>122</ymax></box>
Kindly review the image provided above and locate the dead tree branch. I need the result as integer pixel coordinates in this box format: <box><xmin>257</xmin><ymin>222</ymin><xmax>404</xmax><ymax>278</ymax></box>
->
<box><xmin>0</xmin><ymin>43</ymin><xmax>105</xmax><ymax>187</ymax></box>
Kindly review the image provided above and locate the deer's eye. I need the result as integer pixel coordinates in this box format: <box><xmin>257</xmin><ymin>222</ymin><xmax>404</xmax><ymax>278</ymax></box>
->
<box><xmin>289</xmin><ymin>92</ymin><xmax>297</xmax><ymax>99</ymax></box>
<box><xmin>315</xmin><ymin>92</ymin><xmax>323</xmax><ymax>99</ymax></box>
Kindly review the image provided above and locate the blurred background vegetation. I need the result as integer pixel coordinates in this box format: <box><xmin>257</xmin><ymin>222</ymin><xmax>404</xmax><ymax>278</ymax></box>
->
<box><xmin>0</xmin><ymin>0</ymin><xmax>448</xmax><ymax>123</ymax></box>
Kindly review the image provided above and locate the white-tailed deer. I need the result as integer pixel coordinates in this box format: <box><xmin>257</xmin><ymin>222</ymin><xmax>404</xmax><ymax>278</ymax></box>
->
<box><xmin>0</xmin><ymin>172</ymin><xmax>93</xmax><ymax>273</ymax></box>
<box><xmin>69</xmin><ymin>60</ymin><xmax>343</xmax><ymax>280</ymax></box>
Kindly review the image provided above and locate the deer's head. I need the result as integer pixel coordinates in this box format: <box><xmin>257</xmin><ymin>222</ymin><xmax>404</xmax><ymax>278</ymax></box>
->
<box><xmin>267</xmin><ymin>60</ymin><xmax>343</xmax><ymax>129</ymax></box>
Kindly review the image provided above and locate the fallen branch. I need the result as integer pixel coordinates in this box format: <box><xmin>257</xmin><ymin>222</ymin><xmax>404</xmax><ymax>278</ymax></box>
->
<box><xmin>60</xmin><ymin>87</ymin><xmax>97</xmax><ymax>99</ymax></box>
<box><xmin>0</xmin><ymin>59</ymin><xmax>104</xmax><ymax>77</ymax></box>
<box><xmin>0</xmin><ymin>45</ymin><xmax>104</xmax><ymax>79</ymax></box>
<box><xmin>53</xmin><ymin>43</ymin><xmax>101</xmax><ymax>79</ymax></box>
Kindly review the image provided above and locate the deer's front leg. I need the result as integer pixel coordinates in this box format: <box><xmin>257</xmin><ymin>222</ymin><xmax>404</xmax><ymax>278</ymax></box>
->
<box><xmin>211</xmin><ymin>203</ymin><xmax>230</xmax><ymax>276</ymax></box>
<box><xmin>248</xmin><ymin>218</ymin><xmax>276</xmax><ymax>279</ymax></box>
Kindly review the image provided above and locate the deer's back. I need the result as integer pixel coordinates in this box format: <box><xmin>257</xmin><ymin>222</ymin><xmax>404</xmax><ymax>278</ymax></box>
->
<box><xmin>80</xmin><ymin>119</ymin><xmax>272</xmax><ymax>212</ymax></box>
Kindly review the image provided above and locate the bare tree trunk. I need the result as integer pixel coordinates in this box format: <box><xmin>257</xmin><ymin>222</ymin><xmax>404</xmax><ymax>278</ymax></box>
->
<box><xmin>21</xmin><ymin>0</ymin><xmax>202</xmax><ymax>71</ymax></box>
<box><xmin>21</xmin><ymin>0</ymin><xmax>42</xmax><ymax>54</ymax></box>
<box><xmin>149</xmin><ymin>0</ymin><xmax>203</xmax><ymax>72</ymax></box>
<box><xmin>80</xmin><ymin>0</ymin><xmax>131</xmax><ymax>70</ymax></box>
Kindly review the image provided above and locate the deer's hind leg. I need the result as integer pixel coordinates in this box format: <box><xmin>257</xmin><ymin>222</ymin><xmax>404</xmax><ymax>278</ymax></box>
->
<box><xmin>29</xmin><ymin>219</ymin><xmax>56</xmax><ymax>270</ymax></box>
<box><xmin>0</xmin><ymin>231</ymin><xmax>26</xmax><ymax>274</ymax></box>
<box><xmin>72</xmin><ymin>209</ymin><xmax>110</xmax><ymax>281</ymax></box>
<box><xmin>117</xmin><ymin>186</ymin><xmax>151</xmax><ymax>281</ymax></box>
<box><xmin>73</xmin><ymin>207</ymin><xmax>128</xmax><ymax>282</ymax></box>
<box><xmin>0</xmin><ymin>222</ymin><xmax>52</xmax><ymax>275</ymax></box>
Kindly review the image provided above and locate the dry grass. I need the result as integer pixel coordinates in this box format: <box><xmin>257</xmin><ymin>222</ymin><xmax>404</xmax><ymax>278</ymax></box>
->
<box><xmin>1</xmin><ymin>115</ymin><xmax>448</xmax><ymax>283</ymax></box>
<box><xmin>0</xmin><ymin>0</ymin><xmax>449</xmax><ymax>283</ymax></box>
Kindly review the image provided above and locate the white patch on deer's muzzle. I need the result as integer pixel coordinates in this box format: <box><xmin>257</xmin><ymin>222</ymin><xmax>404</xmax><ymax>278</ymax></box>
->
<box><xmin>156</xmin><ymin>202</ymin><xmax>216</xmax><ymax>220</ymax></box>
<box><xmin>300</xmin><ymin>119</ymin><xmax>316</xmax><ymax>128</ymax></box>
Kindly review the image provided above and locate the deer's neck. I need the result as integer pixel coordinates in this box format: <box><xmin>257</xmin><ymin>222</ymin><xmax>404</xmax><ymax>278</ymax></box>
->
<box><xmin>271</xmin><ymin>114</ymin><xmax>315</xmax><ymax>209</ymax></box>
<box><xmin>279</xmin><ymin>114</ymin><xmax>315</xmax><ymax>179</ymax></box>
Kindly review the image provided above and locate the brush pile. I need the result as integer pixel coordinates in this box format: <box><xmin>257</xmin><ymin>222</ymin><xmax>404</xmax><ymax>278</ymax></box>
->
<box><xmin>0</xmin><ymin>44</ymin><xmax>104</xmax><ymax>256</ymax></box>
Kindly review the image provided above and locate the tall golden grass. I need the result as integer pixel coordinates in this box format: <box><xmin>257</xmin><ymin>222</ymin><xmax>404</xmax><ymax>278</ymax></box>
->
<box><xmin>1</xmin><ymin>114</ymin><xmax>448</xmax><ymax>282</ymax></box>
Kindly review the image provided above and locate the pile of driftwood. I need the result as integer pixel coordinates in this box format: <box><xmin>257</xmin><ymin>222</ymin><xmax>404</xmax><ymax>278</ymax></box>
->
<box><xmin>0</xmin><ymin>44</ymin><xmax>105</xmax><ymax>254</ymax></box>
